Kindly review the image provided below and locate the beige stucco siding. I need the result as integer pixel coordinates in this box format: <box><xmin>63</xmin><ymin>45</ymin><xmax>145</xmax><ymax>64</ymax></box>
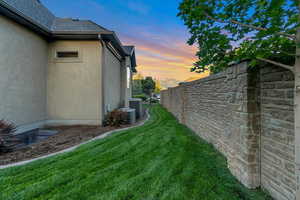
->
<box><xmin>126</xmin><ymin>57</ymin><xmax>133</xmax><ymax>104</ymax></box>
<box><xmin>47</xmin><ymin>41</ymin><xmax>102</xmax><ymax>125</ymax></box>
<box><xmin>0</xmin><ymin>16</ymin><xmax>48</xmax><ymax>128</ymax></box>
<box><xmin>121</xmin><ymin>56</ymin><xmax>133</xmax><ymax>107</ymax></box>
<box><xmin>103</xmin><ymin>47</ymin><xmax>122</xmax><ymax>113</ymax></box>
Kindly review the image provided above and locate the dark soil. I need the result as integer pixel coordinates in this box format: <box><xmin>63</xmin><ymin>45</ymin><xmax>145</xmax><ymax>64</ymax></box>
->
<box><xmin>0</xmin><ymin>122</ymin><xmax>140</xmax><ymax>165</ymax></box>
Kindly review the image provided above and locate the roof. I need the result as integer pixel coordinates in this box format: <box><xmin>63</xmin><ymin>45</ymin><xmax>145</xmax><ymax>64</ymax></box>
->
<box><xmin>123</xmin><ymin>46</ymin><xmax>135</xmax><ymax>55</ymax></box>
<box><xmin>52</xmin><ymin>18</ymin><xmax>109</xmax><ymax>34</ymax></box>
<box><xmin>1</xmin><ymin>0</ymin><xmax>55</xmax><ymax>31</ymax></box>
<box><xmin>123</xmin><ymin>46</ymin><xmax>137</xmax><ymax>72</ymax></box>
<box><xmin>0</xmin><ymin>0</ymin><xmax>110</xmax><ymax>34</ymax></box>
<box><xmin>0</xmin><ymin>0</ymin><xmax>137</xmax><ymax>66</ymax></box>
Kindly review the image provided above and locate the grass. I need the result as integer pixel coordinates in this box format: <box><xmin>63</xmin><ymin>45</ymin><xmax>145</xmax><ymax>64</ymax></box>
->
<box><xmin>0</xmin><ymin>105</ymin><xmax>270</xmax><ymax>200</ymax></box>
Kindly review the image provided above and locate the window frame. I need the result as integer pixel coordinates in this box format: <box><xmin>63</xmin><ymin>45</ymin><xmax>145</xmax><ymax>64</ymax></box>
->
<box><xmin>56</xmin><ymin>51</ymin><xmax>79</xmax><ymax>59</ymax></box>
<box><xmin>52</xmin><ymin>47</ymin><xmax>83</xmax><ymax>63</ymax></box>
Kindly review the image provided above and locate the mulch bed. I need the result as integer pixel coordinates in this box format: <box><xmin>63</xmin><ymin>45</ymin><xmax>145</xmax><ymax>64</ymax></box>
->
<box><xmin>0</xmin><ymin>122</ymin><xmax>139</xmax><ymax>166</ymax></box>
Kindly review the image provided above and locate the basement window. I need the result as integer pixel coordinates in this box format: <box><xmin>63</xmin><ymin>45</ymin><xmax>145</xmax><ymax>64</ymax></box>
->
<box><xmin>56</xmin><ymin>51</ymin><xmax>79</xmax><ymax>58</ymax></box>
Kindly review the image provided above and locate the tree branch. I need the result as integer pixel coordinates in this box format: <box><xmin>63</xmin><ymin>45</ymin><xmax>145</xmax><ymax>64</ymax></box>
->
<box><xmin>279</xmin><ymin>51</ymin><xmax>300</xmax><ymax>57</ymax></box>
<box><xmin>257</xmin><ymin>57</ymin><xmax>294</xmax><ymax>72</ymax></box>
<box><xmin>204</xmin><ymin>12</ymin><xmax>296</xmax><ymax>40</ymax></box>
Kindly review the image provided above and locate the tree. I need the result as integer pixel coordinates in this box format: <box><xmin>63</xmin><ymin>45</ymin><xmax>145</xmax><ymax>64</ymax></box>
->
<box><xmin>154</xmin><ymin>79</ymin><xmax>163</xmax><ymax>94</ymax></box>
<box><xmin>178</xmin><ymin>0</ymin><xmax>300</xmax><ymax>196</ymax></box>
<box><xmin>133</xmin><ymin>73</ymin><xmax>144</xmax><ymax>80</ymax></box>
<box><xmin>132</xmin><ymin>73</ymin><xmax>144</xmax><ymax>96</ymax></box>
<box><xmin>132</xmin><ymin>79</ymin><xmax>143</xmax><ymax>95</ymax></box>
<box><xmin>142</xmin><ymin>77</ymin><xmax>156</xmax><ymax>96</ymax></box>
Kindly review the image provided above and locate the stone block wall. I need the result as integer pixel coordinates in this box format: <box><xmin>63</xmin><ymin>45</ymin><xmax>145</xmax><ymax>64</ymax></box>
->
<box><xmin>161</xmin><ymin>62</ymin><xmax>296</xmax><ymax>200</ymax></box>
<box><xmin>161</xmin><ymin>86</ymin><xmax>185</xmax><ymax>123</ymax></box>
<box><xmin>260</xmin><ymin>66</ymin><xmax>296</xmax><ymax>200</ymax></box>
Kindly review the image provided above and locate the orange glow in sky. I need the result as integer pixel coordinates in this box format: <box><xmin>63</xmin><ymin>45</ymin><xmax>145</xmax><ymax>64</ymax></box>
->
<box><xmin>122</xmin><ymin>34</ymin><xmax>209</xmax><ymax>83</ymax></box>
<box><xmin>42</xmin><ymin>0</ymin><xmax>210</xmax><ymax>86</ymax></box>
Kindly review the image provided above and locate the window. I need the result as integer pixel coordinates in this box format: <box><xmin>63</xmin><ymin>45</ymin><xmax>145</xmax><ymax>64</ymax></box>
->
<box><xmin>56</xmin><ymin>51</ymin><xmax>79</xmax><ymax>58</ymax></box>
<box><xmin>52</xmin><ymin>47</ymin><xmax>82</xmax><ymax>63</ymax></box>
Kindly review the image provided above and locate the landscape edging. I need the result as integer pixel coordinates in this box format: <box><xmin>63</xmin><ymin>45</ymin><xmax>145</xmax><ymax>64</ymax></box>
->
<box><xmin>0</xmin><ymin>110</ymin><xmax>150</xmax><ymax>170</ymax></box>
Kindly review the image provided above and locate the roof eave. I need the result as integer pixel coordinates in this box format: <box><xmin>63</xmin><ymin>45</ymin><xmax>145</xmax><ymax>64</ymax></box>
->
<box><xmin>101</xmin><ymin>32</ymin><xmax>129</xmax><ymax>57</ymax></box>
<box><xmin>0</xmin><ymin>2</ymin><xmax>132</xmax><ymax>61</ymax></box>
<box><xmin>52</xmin><ymin>30</ymin><xmax>111</xmax><ymax>35</ymax></box>
<box><xmin>51</xmin><ymin>33</ymin><xmax>100</xmax><ymax>40</ymax></box>
<box><xmin>0</xmin><ymin>3</ymin><xmax>51</xmax><ymax>38</ymax></box>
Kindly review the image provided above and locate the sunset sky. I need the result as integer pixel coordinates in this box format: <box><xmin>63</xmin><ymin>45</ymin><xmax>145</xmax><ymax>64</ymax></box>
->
<box><xmin>42</xmin><ymin>0</ymin><xmax>207</xmax><ymax>85</ymax></box>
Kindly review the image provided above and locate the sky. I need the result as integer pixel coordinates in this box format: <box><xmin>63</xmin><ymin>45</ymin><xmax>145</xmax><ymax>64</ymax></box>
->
<box><xmin>42</xmin><ymin>0</ymin><xmax>207</xmax><ymax>85</ymax></box>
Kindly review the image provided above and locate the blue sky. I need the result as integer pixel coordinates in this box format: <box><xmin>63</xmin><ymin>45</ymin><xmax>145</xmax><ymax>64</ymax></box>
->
<box><xmin>42</xmin><ymin>0</ymin><xmax>207</xmax><ymax>82</ymax></box>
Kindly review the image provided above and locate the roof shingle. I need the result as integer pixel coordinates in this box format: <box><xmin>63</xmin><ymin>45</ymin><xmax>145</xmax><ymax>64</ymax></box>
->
<box><xmin>1</xmin><ymin>0</ymin><xmax>55</xmax><ymax>30</ymax></box>
<box><xmin>52</xmin><ymin>18</ymin><xmax>109</xmax><ymax>33</ymax></box>
<box><xmin>0</xmin><ymin>0</ymin><xmax>110</xmax><ymax>34</ymax></box>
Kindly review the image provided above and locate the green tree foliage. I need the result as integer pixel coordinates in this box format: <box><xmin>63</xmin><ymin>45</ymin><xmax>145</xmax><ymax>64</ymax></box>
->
<box><xmin>132</xmin><ymin>79</ymin><xmax>143</xmax><ymax>96</ymax></box>
<box><xmin>142</xmin><ymin>77</ymin><xmax>156</xmax><ymax>96</ymax></box>
<box><xmin>178</xmin><ymin>0</ymin><xmax>298</xmax><ymax>74</ymax></box>
<box><xmin>154</xmin><ymin>79</ymin><xmax>163</xmax><ymax>94</ymax></box>
<box><xmin>132</xmin><ymin>73</ymin><xmax>144</xmax><ymax>96</ymax></box>
<box><xmin>178</xmin><ymin>1</ymin><xmax>300</xmax><ymax>197</ymax></box>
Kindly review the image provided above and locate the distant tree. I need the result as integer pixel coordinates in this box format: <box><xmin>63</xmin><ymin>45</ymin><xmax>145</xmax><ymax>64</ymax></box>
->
<box><xmin>132</xmin><ymin>79</ymin><xmax>143</xmax><ymax>96</ymax></box>
<box><xmin>142</xmin><ymin>77</ymin><xmax>156</xmax><ymax>96</ymax></box>
<box><xmin>132</xmin><ymin>73</ymin><xmax>144</xmax><ymax>95</ymax></box>
<box><xmin>154</xmin><ymin>79</ymin><xmax>163</xmax><ymax>94</ymax></box>
<box><xmin>178</xmin><ymin>0</ymin><xmax>300</xmax><ymax>196</ymax></box>
<box><xmin>134</xmin><ymin>73</ymin><xmax>144</xmax><ymax>80</ymax></box>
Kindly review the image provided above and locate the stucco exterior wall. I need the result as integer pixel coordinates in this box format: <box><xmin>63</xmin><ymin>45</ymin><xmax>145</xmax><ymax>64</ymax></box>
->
<box><xmin>47</xmin><ymin>41</ymin><xmax>102</xmax><ymax>125</ymax></box>
<box><xmin>126</xmin><ymin>57</ymin><xmax>133</xmax><ymax>105</ymax></box>
<box><xmin>103</xmin><ymin>47</ymin><xmax>122</xmax><ymax>114</ymax></box>
<box><xmin>120</xmin><ymin>56</ymin><xmax>133</xmax><ymax>107</ymax></box>
<box><xmin>0</xmin><ymin>16</ymin><xmax>48</xmax><ymax>131</ymax></box>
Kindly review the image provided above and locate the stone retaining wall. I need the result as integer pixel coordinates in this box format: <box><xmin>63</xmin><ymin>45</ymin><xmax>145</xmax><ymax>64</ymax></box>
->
<box><xmin>161</xmin><ymin>62</ymin><xmax>296</xmax><ymax>200</ymax></box>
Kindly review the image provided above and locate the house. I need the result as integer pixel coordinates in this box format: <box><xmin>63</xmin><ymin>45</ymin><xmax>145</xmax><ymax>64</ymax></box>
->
<box><xmin>0</xmin><ymin>0</ymin><xmax>137</xmax><ymax>133</ymax></box>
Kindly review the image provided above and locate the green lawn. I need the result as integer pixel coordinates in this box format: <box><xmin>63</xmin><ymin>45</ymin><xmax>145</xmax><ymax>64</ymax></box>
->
<box><xmin>0</xmin><ymin>105</ymin><xmax>270</xmax><ymax>200</ymax></box>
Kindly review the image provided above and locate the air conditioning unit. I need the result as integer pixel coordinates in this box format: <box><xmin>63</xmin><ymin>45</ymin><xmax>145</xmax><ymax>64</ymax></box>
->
<box><xmin>119</xmin><ymin>108</ymin><xmax>136</xmax><ymax>124</ymax></box>
<box><xmin>129</xmin><ymin>98</ymin><xmax>144</xmax><ymax>119</ymax></box>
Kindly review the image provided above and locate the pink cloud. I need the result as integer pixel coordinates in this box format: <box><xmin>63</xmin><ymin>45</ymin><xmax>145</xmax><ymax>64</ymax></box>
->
<box><xmin>119</xmin><ymin>31</ymin><xmax>206</xmax><ymax>82</ymax></box>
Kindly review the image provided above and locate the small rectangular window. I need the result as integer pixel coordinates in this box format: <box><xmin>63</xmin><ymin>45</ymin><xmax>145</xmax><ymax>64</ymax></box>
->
<box><xmin>56</xmin><ymin>51</ymin><xmax>79</xmax><ymax>58</ymax></box>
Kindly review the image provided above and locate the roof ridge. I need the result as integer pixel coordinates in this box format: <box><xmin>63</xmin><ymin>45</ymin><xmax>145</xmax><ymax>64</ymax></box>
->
<box><xmin>87</xmin><ymin>20</ymin><xmax>111</xmax><ymax>32</ymax></box>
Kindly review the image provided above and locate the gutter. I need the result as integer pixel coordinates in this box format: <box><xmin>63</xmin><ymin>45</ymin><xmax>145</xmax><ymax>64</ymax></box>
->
<box><xmin>101</xmin><ymin>32</ymin><xmax>129</xmax><ymax>57</ymax></box>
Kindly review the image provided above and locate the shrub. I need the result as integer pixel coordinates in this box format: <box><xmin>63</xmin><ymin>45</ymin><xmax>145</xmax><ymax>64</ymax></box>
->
<box><xmin>103</xmin><ymin>110</ymin><xmax>128</xmax><ymax>127</ymax></box>
<box><xmin>133</xmin><ymin>94</ymin><xmax>147</xmax><ymax>101</ymax></box>
<box><xmin>0</xmin><ymin>120</ymin><xmax>18</xmax><ymax>153</ymax></box>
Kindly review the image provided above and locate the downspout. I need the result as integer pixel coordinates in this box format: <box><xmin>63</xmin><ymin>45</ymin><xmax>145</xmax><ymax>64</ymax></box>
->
<box><xmin>99</xmin><ymin>35</ymin><xmax>106</xmax><ymax>123</ymax></box>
